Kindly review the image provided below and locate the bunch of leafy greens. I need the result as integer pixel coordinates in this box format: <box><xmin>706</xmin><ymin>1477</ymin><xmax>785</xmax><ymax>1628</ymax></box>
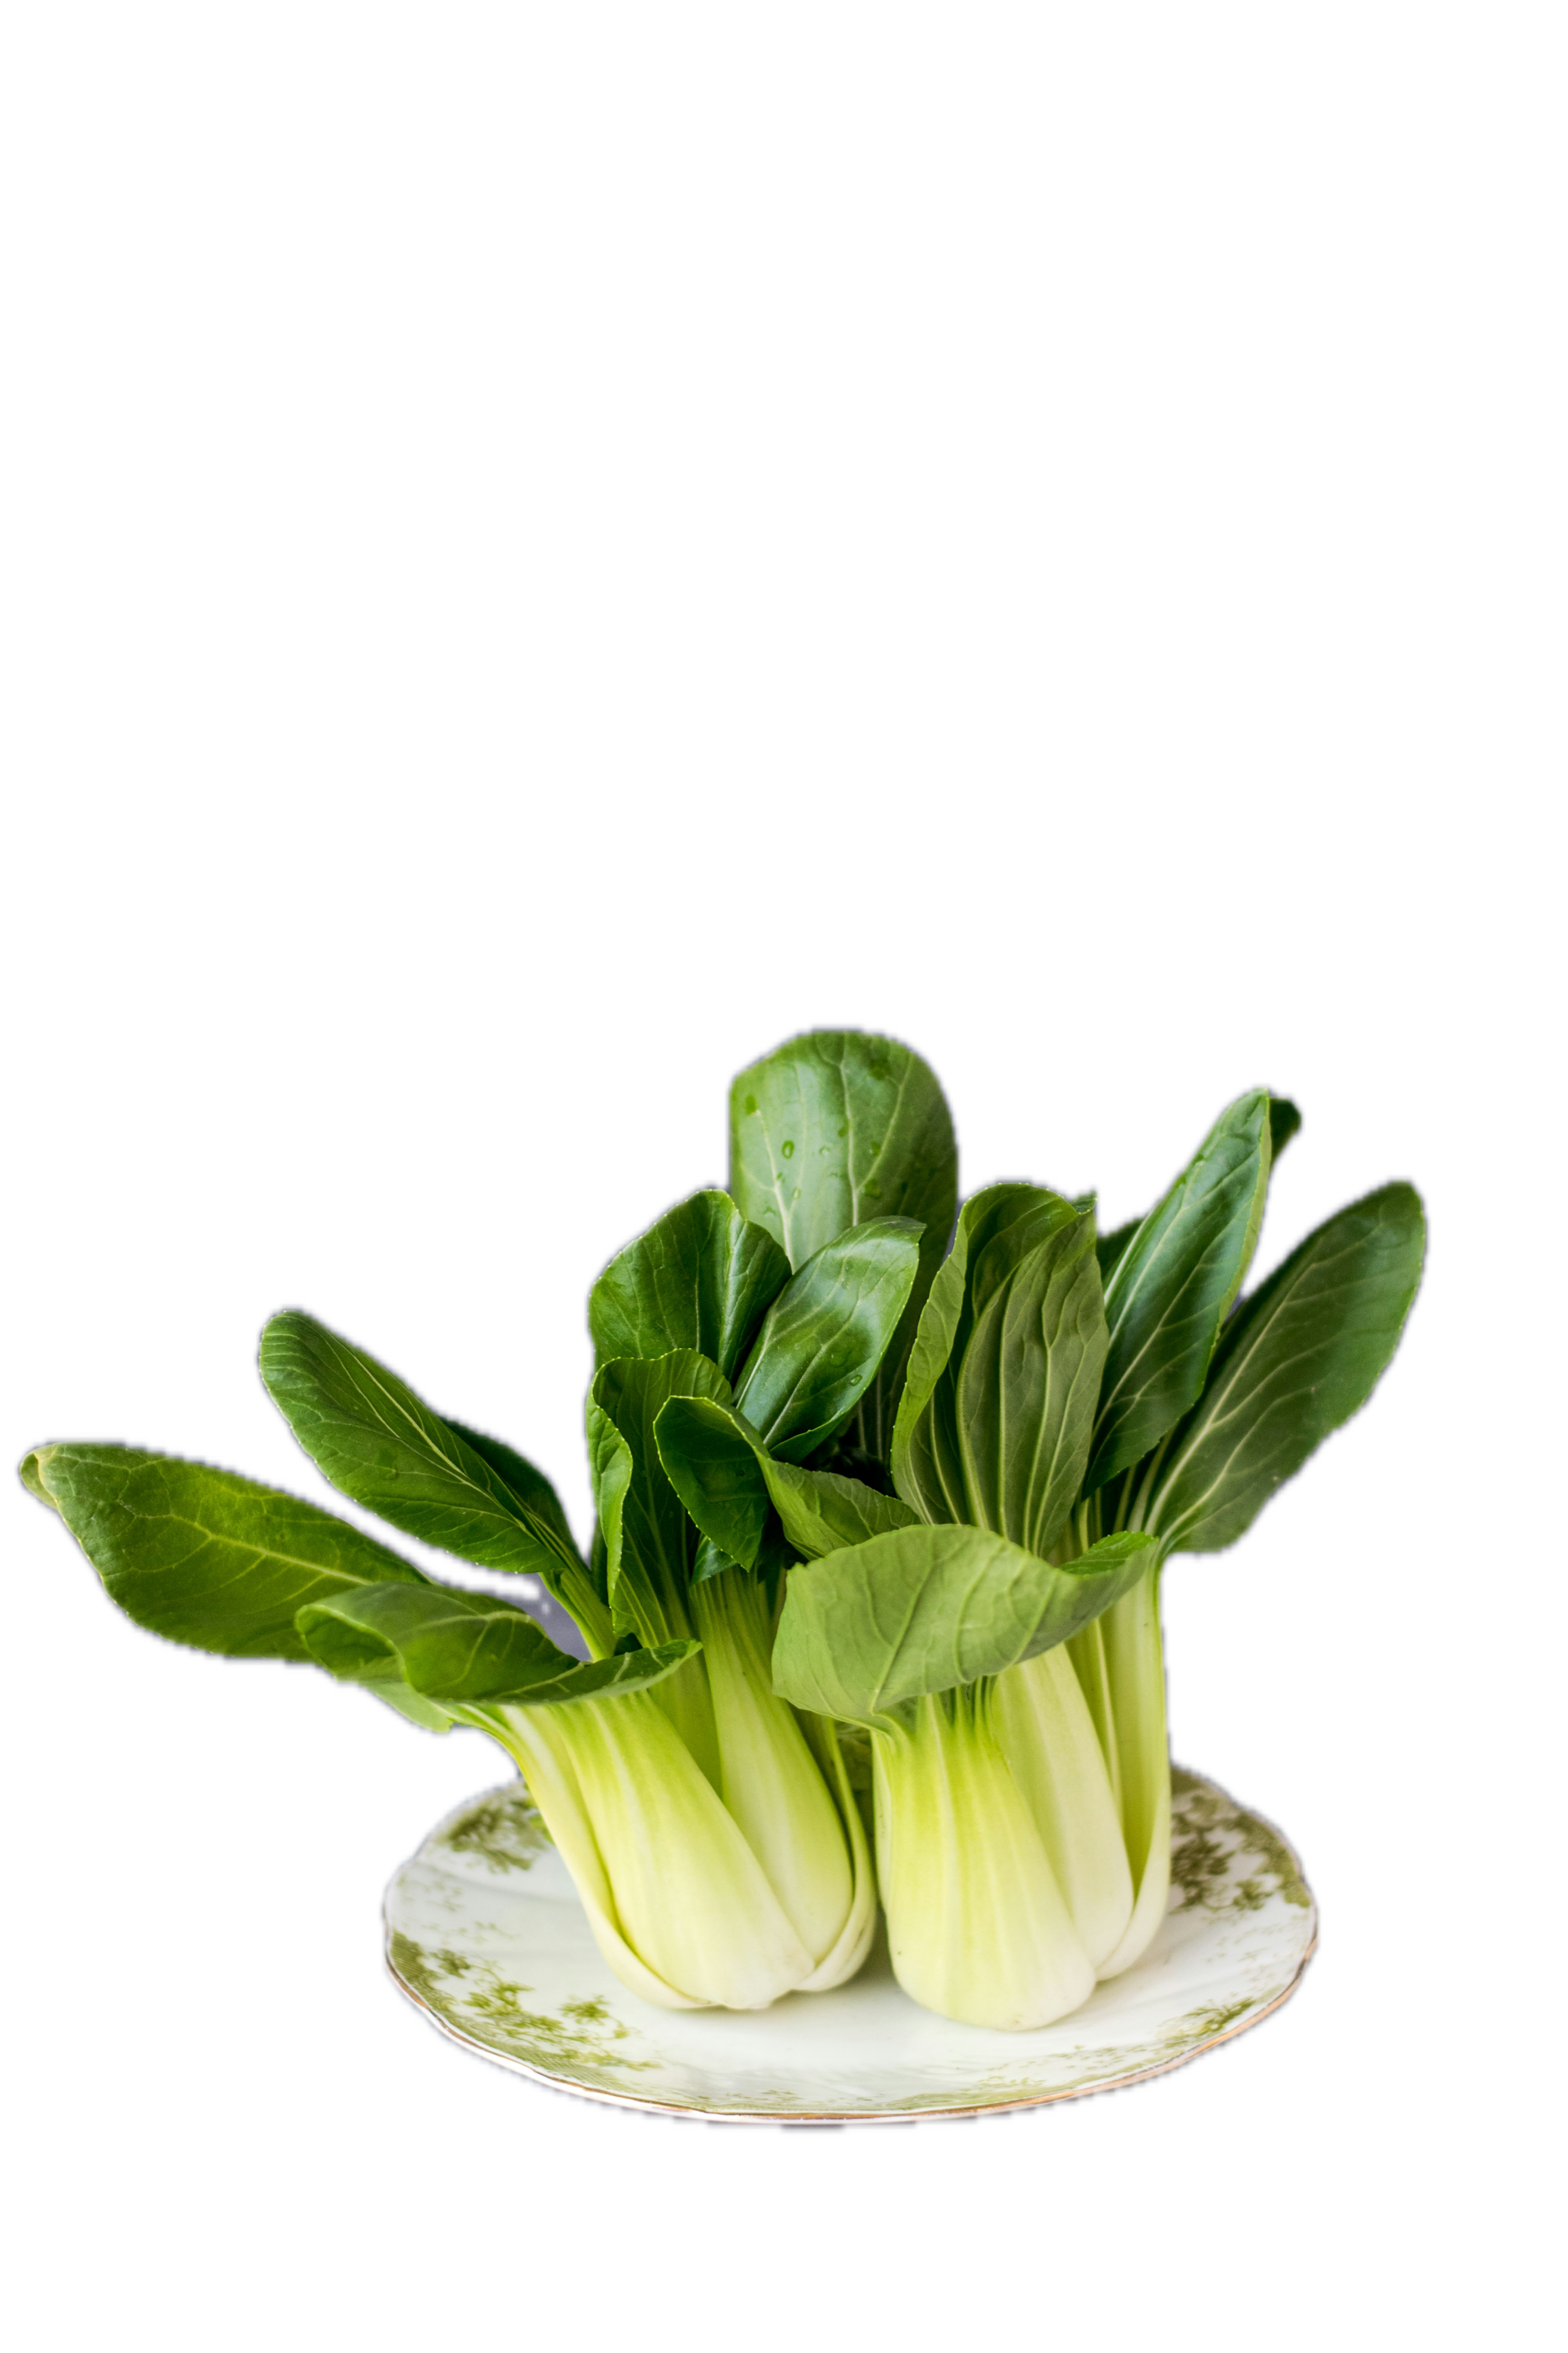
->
<box><xmin>20</xmin><ymin>1031</ymin><xmax>1422</xmax><ymax>2033</ymax></box>
<box><xmin>663</xmin><ymin>1039</ymin><xmax>1425</xmax><ymax>2029</ymax></box>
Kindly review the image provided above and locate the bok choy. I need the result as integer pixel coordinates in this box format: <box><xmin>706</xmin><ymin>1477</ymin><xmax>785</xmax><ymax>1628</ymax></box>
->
<box><xmin>18</xmin><ymin>1156</ymin><xmax>946</xmax><ymax>2010</ymax></box>
<box><xmin>673</xmin><ymin>1034</ymin><xmax>1425</xmax><ymax>2029</ymax></box>
<box><xmin>20</xmin><ymin>1028</ymin><xmax>1421</xmax><ymax>2037</ymax></box>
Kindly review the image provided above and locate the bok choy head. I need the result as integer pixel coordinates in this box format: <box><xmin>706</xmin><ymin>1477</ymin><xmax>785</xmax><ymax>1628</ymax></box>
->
<box><xmin>17</xmin><ymin>1150</ymin><xmax>934</xmax><ymax>2010</ymax></box>
<box><xmin>685</xmin><ymin>1036</ymin><xmax>1424</xmax><ymax>2028</ymax></box>
<box><xmin>19</xmin><ymin>1026</ymin><xmax>1423</xmax><ymax>2039</ymax></box>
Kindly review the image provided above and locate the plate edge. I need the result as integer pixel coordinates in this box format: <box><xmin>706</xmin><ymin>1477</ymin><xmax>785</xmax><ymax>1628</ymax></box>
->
<box><xmin>385</xmin><ymin>1936</ymin><xmax>1317</xmax><ymax>2123</ymax></box>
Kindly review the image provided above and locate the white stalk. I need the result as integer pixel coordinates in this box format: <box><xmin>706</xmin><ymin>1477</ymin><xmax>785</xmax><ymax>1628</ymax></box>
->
<box><xmin>645</xmin><ymin>1646</ymin><xmax>722</xmax><ymax>1793</ymax></box>
<box><xmin>1090</xmin><ymin>1561</ymin><xmax>1172</xmax><ymax>1979</ymax></box>
<box><xmin>991</xmin><ymin>1643</ymin><xmax>1134</xmax><ymax>1971</ymax></box>
<box><xmin>471</xmin><ymin>1698</ymin><xmax>703</xmax><ymax>2010</ymax></box>
<box><xmin>690</xmin><ymin>1568</ymin><xmax>858</xmax><ymax>1972</ymax></box>
<box><xmin>872</xmin><ymin>1686</ymin><xmax>1095</xmax><ymax>2031</ymax></box>
<box><xmin>1066</xmin><ymin>1612</ymin><xmax>1122</xmax><ymax>1816</ymax></box>
<box><xmin>481</xmin><ymin>1687</ymin><xmax>813</xmax><ymax>2010</ymax></box>
<box><xmin>792</xmin><ymin>1712</ymin><xmax>878</xmax><ymax>1992</ymax></box>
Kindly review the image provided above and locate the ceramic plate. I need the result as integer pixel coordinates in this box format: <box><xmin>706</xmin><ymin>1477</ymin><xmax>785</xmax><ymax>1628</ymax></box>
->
<box><xmin>384</xmin><ymin>1764</ymin><xmax>1316</xmax><ymax>2122</ymax></box>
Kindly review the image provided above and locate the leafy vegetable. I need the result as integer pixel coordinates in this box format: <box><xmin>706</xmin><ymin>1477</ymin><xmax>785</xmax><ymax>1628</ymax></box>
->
<box><xmin>19</xmin><ymin>1030</ymin><xmax>1422</xmax><ymax>2040</ymax></box>
<box><xmin>759</xmin><ymin>1063</ymin><xmax>1421</xmax><ymax>2030</ymax></box>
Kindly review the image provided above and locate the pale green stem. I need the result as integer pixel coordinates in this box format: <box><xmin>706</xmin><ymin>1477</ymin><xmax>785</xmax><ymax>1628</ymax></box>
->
<box><xmin>792</xmin><ymin>1711</ymin><xmax>879</xmax><ymax>1992</ymax></box>
<box><xmin>1126</xmin><ymin>1429</ymin><xmax>1175</xmax><ymax>1535</ymax></box>
<box><xmin>459</xmin><ymin>1697</ymin><xmax>703</xmax><ymax>2010</ymax></box>
<box><xmin>554</xmin><ymin>1562</ymin><xmax>615</xmax><ymax>1660</ymax></box>
<box><xmin>477</xmin><ymin>1688</ymin><xmax>813</xmax><ymax>2010</ymax></box>
<box><xmin>1066</xmin><ymin>1614</ymin><xmax>1122</xmax><ymax>1813</ymax></box>
<box><xmin>991</xmin><ymin>1645</ymin><xmax>1133</xmax><ymax>1972</ymax></box>
<box><xmin>1092</xmin><ymin>1559</ymin><xmax>1172</xmax><ymax>1979</ymax></box>
<box><xmin>871</xmin><ymin>1684</ymin><xmax>1095</xmax><ymax>2031</ymax></box>
<box><xmin>647</xmin><ymin>1646</ymin><xmax>721</xmax><ymax>1793</ymax></box>
<box><xmin>690</xmin><ymin>1569</ymin><xmax>856</xmax><ymax>1970</ymax></box>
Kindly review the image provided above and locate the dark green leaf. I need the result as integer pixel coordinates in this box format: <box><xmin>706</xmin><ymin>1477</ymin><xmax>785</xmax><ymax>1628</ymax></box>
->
<box><xmin>653</xmin><ymin>1395</ymin><xmax>772</xmax><ymax>1567</ymax></box>
<box><xmin>688</xmin><ymin>1532</ymin><xmax>745</xmax><ymax>1586</ymax></box>
<box><xmin>729</xmin><ymin>1030</ymin><xmax>958</xmax><ymax>1459</ymax></box>
<box><xmin>587</xmin><ymin>1351</ymin><xmax>731</xmax><ymax>1636</ymax></box>
<box><xmin>772</xmin><ymin>1524</ymin><xmax>1156</xmax><ymax>1723</ymax></box>
<box><xmin>1085</xmin><ymin>1091</ymin><xmax>1273</xmax><ymax>1495</ymax></box>
<box><xmin>1269</xmin><ymin>1097</ymin><xmax>1302</xmax><ymax>1160</ymax></box>
<box><xmin>296</xmin><ymin>1580</ymin><xmax>699</xmax><ymax>1707</ymax></box>
<box><xmin>20</xmin><ymin>1442</ymin><xmax>426</xmax><ymax>1659</ymax></box>
<box><xmin>655</xmin><ymin>1392</ymin><xmax>918</xmax><ymax>1568</ymax></box>
<box><xmin>1095</xmin><ymin>1218</ymin><xmax>1142</xmax><ymax>1283</ymax></box>
<box><xmin>890</xmin><ymin>1185</ymin><xmax>1080</xmax><ymax>1529</ymax></box>
<box><xmin>588</xmin><ymin>1190</ymin><xmax>792</xmax><ymax>1379</ymax></box>
<box><xmin>259</xmin><ymin>1313</ymin><xmax>594</xmax><ymax>1634</ymax></box>
<box><xmin>762</xmin><ymin>1459</ymin><xmax>918</xmax><ymax>1559</ymax></box>
<box><xmin>954</xmin><ymin>1204</ymin><xmax>1108</xmax><ymax>1555</ymax></box>
<box><xmin>731</xmin><ymin>1219</ymin><xmax>922</xmax><ymax>1463</ymax></box>
<box><xmin>1147</xmin><ymin>1182</ymin><xmax>1426</xmax><ymax>1554</ymax></box>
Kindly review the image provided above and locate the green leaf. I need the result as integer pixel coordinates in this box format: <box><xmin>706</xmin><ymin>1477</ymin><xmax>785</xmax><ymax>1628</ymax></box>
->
<box><xmin>653</xmin><ymin>1395</ymin><xmax>773</xmax><ymax>1567</ymax></box>
<box><xmin>762</xmin><ymin>1459</ymin><xmax>918</xmax><ymax>1559</ymax></box>
<box><xmin>20</xmin><ymin>1443</ymin><xmax>427</xmax><ymax>1659</ymax></box>
<box><xmin>1146</xmin><ymin>1182</ymin><xmax>1426</xmax><ymax>1554</ymax></box>
<box><xmin>655</xmin><ymin>1392</ymin><xmax>918</xmax><ymax>1568</ymax></box>
<box><xmin>953</xmin><ymin>1204</ymin><xmax>1108</xmax><ymax>1556</ymax></box>
<box><xmin>890</xmin><ymin>1185</ymin><xmax>1081</xmax><ymax>1530</ymax></box>
<box><xmin>588</xmin><ymin>1351</ymin><xmax>732</xmax><ymax>1635</ymax></box>
<box><xmin>296</xmin><ymin>1579</ymin><xmax>699</xmax><ymax>1707</ymax></box>
<box><xmin>317</xmin><ymin>1577</ymin><xmax>567</xmax><ymax>1700</ymax></box>
<box><xmin>259</xmin><ymin>1313</ymin><xmax>592</xmax><ymax>1623</ymax></box>
<box><xmin>361</xmin><ymin>1680</ymin><xmax>456</xmax><ymax>1732</ymax></box>
<box><xmin>893</xmin><ymin>1187</ymin><xmax>1072</xmax><ymax>1503</ymax></box>
<box><xmin>729</xmin><ymin>1030</ymin><xmax>958</xmax><ymax>1458</ymax></box>
<box><xmin>1269</xmin><ymin>1096</ymin><xmax>1302</xmax><ymax>1161</ymax></box>
<box><xmin>1084</xmin><ymin>1091</ymin><xmax>1274</xmax><ymax>1496</ymax></box>
<box><xmin>687</xmin><ymin>1532</ymin><xmax>747</xmax><ymax>1587</ymax></box>
<box><xmin>772</xmin><ymin>1524</ymin><xmax>1156</xmax><ymax>1723</ymax></box>
<box><xmin>585</xmin><ymin>1398</ymin><xmax>633</xmax><ymax>1590</ymax></box>
<box><xmin>588</xmin><ymin>1190</ymin><xmax>792</xmax><ymax>1379</ymax></box>
<box><xmin>1095</xmin><ymin>1218</ymin><xmax>1142</xmax><ymax>1284</ymax></box>
<box><xmin>731</xmin><ymin>1219</ymin><xmax>922</xmax><ymax>1463</ymax></box>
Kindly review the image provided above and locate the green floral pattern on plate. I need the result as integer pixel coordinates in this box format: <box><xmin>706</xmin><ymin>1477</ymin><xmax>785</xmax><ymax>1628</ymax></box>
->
<box><xmin>384</xmin><ymin>1766</ymin><xmax>1316</xmax><ymax>2121</ymax></box>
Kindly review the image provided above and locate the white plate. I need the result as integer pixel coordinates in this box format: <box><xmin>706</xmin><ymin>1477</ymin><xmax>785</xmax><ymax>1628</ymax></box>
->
<box><xmin>384</xmin><ymin>1764</ymin><xmax>1316</xmax><ymax>2123</ymax></box>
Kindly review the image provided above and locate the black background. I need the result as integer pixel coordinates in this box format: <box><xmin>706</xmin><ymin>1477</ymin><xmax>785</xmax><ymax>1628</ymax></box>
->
<box><xmin>9</xmin><ymin>1002</ymin><xmax>1532</xmax><ymax>2146</ymax></box>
